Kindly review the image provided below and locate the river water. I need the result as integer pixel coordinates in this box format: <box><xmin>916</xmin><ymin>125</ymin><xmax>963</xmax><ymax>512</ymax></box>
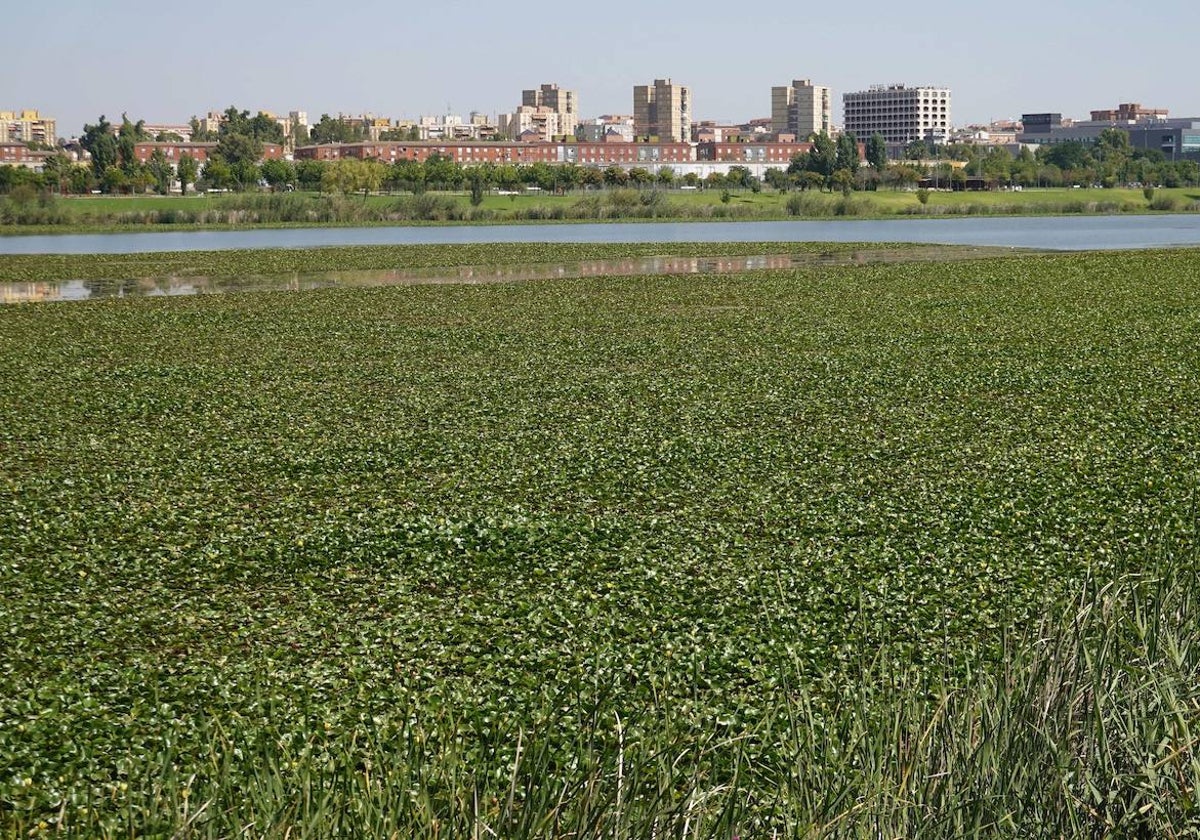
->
<box><xmin>2</xmin><ymin>248</ymin><xmax>1017</xmax><ymax>304</ymax></box>
<box><xmin>3</xmin><ymin>214</ymin><xmax>1200</xmax><ymax>254</ymax></box>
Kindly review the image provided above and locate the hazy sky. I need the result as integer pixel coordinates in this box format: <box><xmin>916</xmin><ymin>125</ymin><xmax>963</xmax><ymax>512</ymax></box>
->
<box><xmin>6</xmin><ymin>0</ymin><xmax>1198</xmax><ymax>137</ymax></box>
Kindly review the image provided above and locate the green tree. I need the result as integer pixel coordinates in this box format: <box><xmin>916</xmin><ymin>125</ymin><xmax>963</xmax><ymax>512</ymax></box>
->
<box><xmin>321</xmin><ymin>158</ymin><xmax>383</xmax><ymax>197</ymax></box>
<box><xmin>1038</xmin><ymin>141</ymin><xmax>1092</xmax><ymax>176</ymax></box>
<box><xmin>260</xmin><ymin>159</ymin><xmax>295</xmax><ymax>191</ymax></box>
<box><xmin>796</xmin><ymin>171</ymin><xmax>824</xmax><ymax>192</ymax></box>
<box><xmin>189</xmin><ymin>116</ymin><xmax>218</xmax><ymax>142</ymax></box>
<box><xmin>389</xmin><ymin>159</ymin><xmax>426</xmax><ymax>193</ymax></box>
<box><xmin>603</xmin><ymin>165</ymin><xmax>628</xmax><ymax>187</ymax></box>
<box><xmin>200</xmin><ymin>158</ymin><xmax>233</xmax><ymax>191</ymax></box>
<box><xmin>866</xmin><ymin>133</ymin><xmax>888</xmax><ymax>171</ymax></box>
<box><xmin>147</xmin><ymin>148</ymin><xmax>174</xmax><ymax>194</ymax></box>
<box><xmin>310</xmin><ymin>114</ymin><xmax>365</xmax><ymax>144</ymax></box>
<box><xmin>806</xmin><ymin>132</ymin><xmax>838</xmax><ymax>188</ymax></box>
<box><xmin>177</xmin><ymin>154</ymin><xmax>198</xmax><ymax>194</ymax></box>
<box><xmin>0</xmin><ymin>165</ymin><xmax>38</xmax><ymax>193</ymax></box>
<box><xmin>466</xmin><ymin>166</ymin><xmax>488</xmax><ymax>206</ymax></box>
<box><xmin>627</xmin><ymin>167</ymin><xmax>652</xmax><ymax>187</ymax></box>
<box><xmin>1095</xmin><ymin>128</ymin><xmax>1132</xmax><ymax>185</ymax></box>
<box><xmin>763</xmin><ymin>167</ymin><xmax>789</xmax><ymax>191</ymax></box>
<box><xmin>117</xmin><ymin>114</ymin><xmax>150</xmax><ymax>175</ymax></box>
<box><xmin>494</xmin><ymin>164</ymin><xmax>521</xmax><ymax>191</ymax></box>
<box><xmin>726</xmin><ymin>165</ymin><xmax>755</xmax><ymax>189</ymax></box>
<box><xmin>295</xmin><ymin>160</ymin><xmax>327</xmax><ymax>191</ymax></box>
<box><xmin>211</xmin><ymin>133</ymin><xmax>264</xmax><ymax>190</ymax></box>
<box><xmin>101</xmin><ymin>165</ymin><xmax>129</xmax><ymax>194</ymax></box>
<box><xmin>831</xmin><ymin>168</ymin><xmax>855</xmax><ymax>196</ymax></box>
<box><xmin>291</xmin><ymin>123</ymin><xmax>311</xmax><ymax>149</ymax></box>
<box><xmin>423</xmin><ymin>153</ymin><xmax>462</xmax><ymax>189</ymax></box>
<box><xmin>81</xmin><ymin>116</ymin><xmax>119</xmax><ymax>182</ymax></box>
<box><xmin>835</xmin><ymin>132</ymin><xmax>860</xmax><ymax>177</ymax></box>
<box><xmin>41</xmin><ymin>153</ymin><xmax>78</xmax><ymax>194</ymax></box>
<box><xmin>979</xmin><ymin>147</ymin><xmax>1013</xmax><ymax>185</ymax></box>
<box><xmin>581</xmin><ymin>167</ymin><xmax>605</xmax><ymax>189</ymax></box>
<box><xmin>904</xmin><ymin>138</ymin><xmax>930</xmax><ymax>161</ymax></box>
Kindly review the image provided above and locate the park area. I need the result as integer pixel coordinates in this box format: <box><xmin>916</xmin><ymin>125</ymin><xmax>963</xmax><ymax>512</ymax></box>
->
<box><xmin>2</xmin><ymin>186</ymin><xmax>1200</xmax><ymax>231</ymax></box>
<box><xmin>1</xmin><ymin>244</ymin><xmax>1198</xmax><ymax>837</ymax></box>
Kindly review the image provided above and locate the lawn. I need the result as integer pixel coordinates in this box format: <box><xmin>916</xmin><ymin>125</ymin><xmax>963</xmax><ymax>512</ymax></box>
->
<box><xmin>1</xmin><ymin>248</ymin><xmax>1198</xmax><ymax>836</ymax></box>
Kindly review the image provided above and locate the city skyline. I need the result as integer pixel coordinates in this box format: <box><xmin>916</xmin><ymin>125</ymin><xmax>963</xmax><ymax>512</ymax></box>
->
<box><xmin>3</xmin><ymin>0</ymin><xmax>1198</xmax><ymax>138</ymax></box>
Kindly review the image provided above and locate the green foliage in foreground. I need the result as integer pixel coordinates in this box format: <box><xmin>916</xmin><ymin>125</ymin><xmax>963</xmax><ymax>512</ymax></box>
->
<box><xmin>2</xmin><ymin>251</ymin><xmax>1199</xmax><ymax>836</ymax></box>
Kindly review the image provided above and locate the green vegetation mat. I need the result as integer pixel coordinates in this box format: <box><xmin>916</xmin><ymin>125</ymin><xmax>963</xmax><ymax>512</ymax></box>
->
<box><xmin>2</xmin><ymin>249</ymin><xmax>1198</xmax><ymax>836</ymax></box>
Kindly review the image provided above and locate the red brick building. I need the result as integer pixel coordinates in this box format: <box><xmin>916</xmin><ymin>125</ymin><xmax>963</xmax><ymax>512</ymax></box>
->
<box><xmin>696</xmin><ymin>141</ymin><xmax>812</xmax><ymax>164</ymax></box>
<box><xmin>132</xmin><ymin>142</ymin><xmax>284</xmax><ymax>165</ymax></box>
<box><xmin>296</xmin><ymin>141</ymin><xmax>560</xmax><ymax>165</ymax></box>
<box><xmin>295</xmin><ymin>140</ymin><xmax>698</xmax><ymax>168</ymax></box>
<box><xmin>133</xmin><ymin>142</ymin><xmax>216</xmax><ymax>165</ymax></box>
<box><xmin>0</xmin><ymin>143</ymin><xmax>45</xmax><ymax>168</ymax></box>
<box><xmin>564</xmin><ymin>142</ymin><xmax>693</xmax><ymax>166</ymax></box>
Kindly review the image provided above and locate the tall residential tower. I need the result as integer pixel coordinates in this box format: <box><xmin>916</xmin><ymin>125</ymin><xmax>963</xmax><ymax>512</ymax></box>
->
<box><xmin>771</xmin><ymin>80</ymin><xmax>831</xmax><ymax>138</ymax></box>
<box><xmin>521</xmin><ymin>83</ymin><xmax>579</xmax><ymax>136</ymax></box>
<box><xmin>633</xmin><ymin>79</ymin><xmax>691</xmax><ymax>142</ymax></box>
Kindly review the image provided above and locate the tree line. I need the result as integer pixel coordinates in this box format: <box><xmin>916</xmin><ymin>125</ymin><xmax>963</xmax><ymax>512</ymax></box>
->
<box><xmin>3</xmin><ymin>118</ymin><xmax>1199</xmax><ymax>197</ymax></box>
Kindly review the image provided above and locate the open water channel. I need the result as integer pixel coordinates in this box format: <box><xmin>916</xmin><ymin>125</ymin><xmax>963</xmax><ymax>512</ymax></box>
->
<box><xmin>3</xmin><ymin>214</ymin><xmax>1200</xmax><ymax>255</ymax></box>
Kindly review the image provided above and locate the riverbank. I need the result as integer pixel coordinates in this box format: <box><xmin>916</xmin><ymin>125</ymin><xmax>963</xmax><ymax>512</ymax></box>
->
<box><xmin>2</xmin><ymin>186</ymin><xmax>1197</xmax><ymax>236</ymax></box>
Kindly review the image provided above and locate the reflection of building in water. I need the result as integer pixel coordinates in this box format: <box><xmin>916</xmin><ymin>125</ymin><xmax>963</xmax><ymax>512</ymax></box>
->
<box><xmin>2</xmin><ymin>283</ymin><xmax>63</xmax><ymax>304</ymax></box>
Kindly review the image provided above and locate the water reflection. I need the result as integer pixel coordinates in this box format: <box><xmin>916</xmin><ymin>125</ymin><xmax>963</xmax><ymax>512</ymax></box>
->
<box><xmin>1</xmin><ymin>247</ymin><xmax>1018</xmax><ymax>304</ymax></box>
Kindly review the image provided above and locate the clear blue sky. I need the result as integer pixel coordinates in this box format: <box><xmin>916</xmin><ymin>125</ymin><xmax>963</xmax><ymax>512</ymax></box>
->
<box><xmin>5</xmin><ymin>0</ymin><xmax>1197</xmax><ymax>137</ymax></box>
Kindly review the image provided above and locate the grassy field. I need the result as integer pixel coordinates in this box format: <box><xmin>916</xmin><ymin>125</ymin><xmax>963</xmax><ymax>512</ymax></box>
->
<box><xmin>2</xmin><ymin>248</ymin><xmax>1199</xmax><ymax>836</ymax></box>
<box><xmin>3</xmin><ymin>186</ymin><xmax>1197</xmax><ymax>234</ymax></box>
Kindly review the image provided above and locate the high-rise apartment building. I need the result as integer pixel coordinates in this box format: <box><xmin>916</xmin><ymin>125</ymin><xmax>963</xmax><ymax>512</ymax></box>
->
<box><xmin>842</xmin><ymin>84</ymin><xmax>951</xmax><ymax>145</ymax></box>
<box><xmin>0</xmin><ymin>110</ymin><xmax>56</xmax><ymax>145</ymax></box>
<box><xmin>771</xmin><ymin>79</ymin><xmax>831</xmax><ymax>138</ymax></box>
<box><xmin>633</xmin><ymin>79</ymin><xmax>691</xmax><ymax>143</ymax></box>
<box><xmin>522</xmin><ymin>83</ymin><xmax>578</xmax><ymax>136</ymax></box>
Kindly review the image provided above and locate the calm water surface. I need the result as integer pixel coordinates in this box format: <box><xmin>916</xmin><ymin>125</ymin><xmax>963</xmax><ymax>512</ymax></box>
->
<box><xmin>4</xmin><ymin>248</ymin><xmax>1013</xmax><ymax>304</ymax></box>
<box><xmin>3</xmin><ymin>215</ymin><xmax>1200</xmax><ymax>254</ymax></box>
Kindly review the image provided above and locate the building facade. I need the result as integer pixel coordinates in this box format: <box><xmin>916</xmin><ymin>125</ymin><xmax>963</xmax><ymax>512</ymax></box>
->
<box><xmin>0</xmin><ymin>110</ymin><xmax>56</xmax><ymax>145</ymax></box>
<box><xmin>696</xmin><ymin>141</ymin><xmax>811</xmax><ymax>164</ymax></box>
<box><xmin>771</xmin><ymin>80</ymin><xmax>831</xmax><ymax>138</ymax></box>
<box><xmin>497</xmin><ymin>106</ymin><xmax>561</xmax><ymax>142</ymax></box>
<box><xmin>0</xmin><ymin>142</ymin><xmax>51</xmax><ymax>169</ymax></box>
<box><xmin>842</xmin><ymin>85</ymin><xmax>951</xmax><ymax>145</ymax></box>
<box><xmin>1018</xmin><ymin>113</ymin><xmax>1200</xmax><ymax>161</ymax></box>
<box><xmin>132</xmin><ymin>142</ymin><xmax>284</xmax><ymax>166</ymax></box>
<box><xmin>633</xmin><ymin>79</ymin><xmax>691</xmax><ymax>143</ymax></box>
<box><xmin>577</xmin><ymin>116</ymin><xmax>635</xmax><ymax>143</ymax></box>
<box><xmin>522</xmin><ymin>84</ymin><xmax>578</xmax><ymax>136</ymax></box>
<box><xmin>1090</xmin><ymin>103</ymin><xmax>1168</xmax><ymax>122</ymax></box>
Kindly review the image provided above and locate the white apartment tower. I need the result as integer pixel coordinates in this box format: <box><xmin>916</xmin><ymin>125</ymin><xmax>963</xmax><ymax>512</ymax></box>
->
<box><xmin>771</xmin><ymin>80</ymin><xmax>831</xmax><ymax>138</ymax></box>
<box><xmin>522</xmin><ymin>83</ymin><xmax>578</xmax><ymax>136</ymax></box>
<box><xmin>842</xmin><ymin>84</ymin><xmax>951</xmax><ymax>145</ymax></box>
<box><xmin>633</xmin><ymin>79</ymin><xmax>691</xmax><ymax>143</ymax></box>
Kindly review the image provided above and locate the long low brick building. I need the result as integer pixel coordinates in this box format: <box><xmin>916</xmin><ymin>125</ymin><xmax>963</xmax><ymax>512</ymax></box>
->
<box><xmin>132</xmin><ymin>142</ymin><xmax>285</xmax><ymax>165</ymax></box>
<box><xmin>294</xmin><ymin>139</ymin><xmax>824</xmax><ymax>169</ymax></box>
